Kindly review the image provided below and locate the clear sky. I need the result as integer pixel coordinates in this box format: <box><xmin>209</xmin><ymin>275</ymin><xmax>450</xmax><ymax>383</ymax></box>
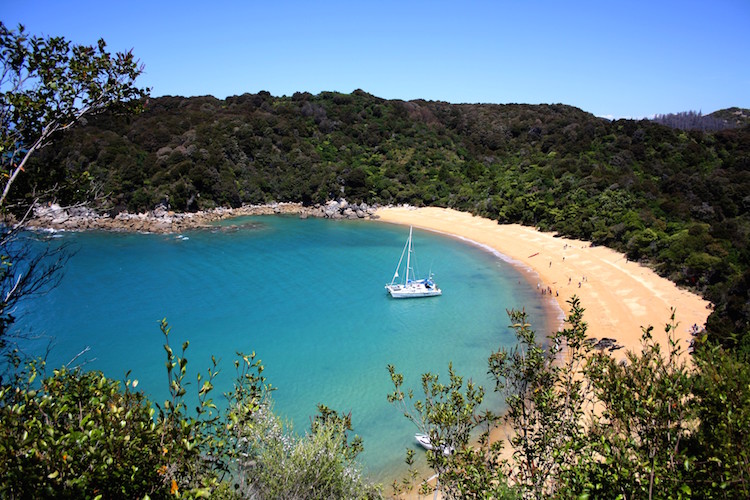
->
<box><xmin>2</xmin><ymin>0</ymin><xmax>749</xmax><ymax>119</ymax></box>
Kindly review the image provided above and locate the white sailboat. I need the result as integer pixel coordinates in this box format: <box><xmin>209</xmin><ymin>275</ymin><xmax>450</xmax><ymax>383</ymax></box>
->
<box><xmin>385</xmin><ymin>226</ymin><xmax>442</xmax><ymax>298</ymax></box>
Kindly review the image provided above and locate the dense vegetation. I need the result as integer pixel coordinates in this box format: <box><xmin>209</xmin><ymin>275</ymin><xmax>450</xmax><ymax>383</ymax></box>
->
<box><xmin>389</xmin><ymin>299</ymin><xmax>750</xmax><ymax>499</ymax></box>
<box><xmin>19</xmin><ymin>91</ymin><xmax>750</xmax><ymax>351</ymax></box>
<box><xmin>5</xmin><ymin>23</ymin><xmax>749</xmax><ymax>499</ymax></box>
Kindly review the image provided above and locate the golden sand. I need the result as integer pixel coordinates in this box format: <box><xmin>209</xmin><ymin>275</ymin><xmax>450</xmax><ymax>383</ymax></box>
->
<box><xmin>373</xmin><ymin>206</ymin><xmax>713</xmax><ymax>498</ymax></box>
<box><xmin>374</xmin><ymin>206</ymin><xmax>711</xmax><ymax>361</ymax></box>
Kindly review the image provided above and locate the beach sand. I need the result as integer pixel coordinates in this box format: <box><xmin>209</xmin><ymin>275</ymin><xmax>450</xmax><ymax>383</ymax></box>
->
<box><xmin>374</xmin><ymin>206</ymin><xmax>711</xmax><ymax>363</ymax></box>
<box><xmin>373</xmin><ymin>206</ymin><xmax>712</xmax><ymax>498</ymax></box>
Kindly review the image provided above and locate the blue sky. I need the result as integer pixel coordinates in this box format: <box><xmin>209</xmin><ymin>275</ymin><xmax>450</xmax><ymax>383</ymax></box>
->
<box><xmin>2</xmin><ymin>0</ymin><xmax>749</xmax><ymax>118</ymax></box>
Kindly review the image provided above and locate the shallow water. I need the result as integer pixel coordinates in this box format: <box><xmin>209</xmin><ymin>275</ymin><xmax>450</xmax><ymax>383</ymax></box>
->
<box><xmin>14</xmin><ymin>216</ymin><xmax>554</xmax><ymax>482</ymax></box>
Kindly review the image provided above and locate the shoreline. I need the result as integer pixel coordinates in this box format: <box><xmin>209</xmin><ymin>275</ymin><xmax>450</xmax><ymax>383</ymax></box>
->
<box><xmin>372</xmin><ymin>205</ymin><xmax>712</xmax><ymax>498</ymax></box>
<box><xmin>28</xmin><ymin>200</ymin><xmax>712</xmax><ymax>361</ymax></box>
<box><xmin>394</xmin><ymin>223</ymin><xmax>567</xmax><ymax>334</ymax></box>
<box><xmin>25</xmin><ymin>200</ymin><xmax>377</xmax><ymax>233</ymax></box>
<box><xmin>372</xmin><ymin>206</ymin><xmax>712</xmax><ymax>361</ymax></box>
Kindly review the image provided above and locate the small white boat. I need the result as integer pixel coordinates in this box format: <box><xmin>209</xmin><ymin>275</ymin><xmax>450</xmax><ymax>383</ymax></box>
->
<box><xmin>385</xmin><ymin>226</ymin><xmax>442</xmax><ymax>299</ymax></box>
<box><xmin>415</xmin><ymin>433</ymin><xmax>454</xmax><ymax>455</ymax></box>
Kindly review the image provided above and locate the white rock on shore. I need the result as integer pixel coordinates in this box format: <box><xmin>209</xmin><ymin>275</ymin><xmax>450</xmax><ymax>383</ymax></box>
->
<box><xmin>27</xmin><ymin>199</ymin><xmax>379</xmax><ymax>233</ymax></box>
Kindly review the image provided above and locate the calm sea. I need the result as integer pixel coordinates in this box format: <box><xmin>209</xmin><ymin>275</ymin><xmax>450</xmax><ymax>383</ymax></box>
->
<box><xmin>14</xmin><ymin>216</ymin><xmax>555</xmax><ymax>482</ymax></box>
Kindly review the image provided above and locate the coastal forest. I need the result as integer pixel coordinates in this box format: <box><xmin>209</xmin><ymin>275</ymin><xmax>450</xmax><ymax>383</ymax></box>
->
<box><xmin>20</xmin><ymin>91</ymin><xmax>750</xmax><ymax>353</ymax></box>
<box><xmin>4</xmin><ymin>21</ymin><xmax>750</xmax><ymax>498</ymax></box>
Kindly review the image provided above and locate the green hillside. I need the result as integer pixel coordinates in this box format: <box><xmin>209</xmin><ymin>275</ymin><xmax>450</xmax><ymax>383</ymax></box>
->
<box><xmin>20</xmin><ymin>92</ymin><xmax>750</xmax><ymax>350</ymax></box>
<box><xmin>710</xmin><ymin>107</ymin><xmax>750</xmax><ymax>128</ymax></box>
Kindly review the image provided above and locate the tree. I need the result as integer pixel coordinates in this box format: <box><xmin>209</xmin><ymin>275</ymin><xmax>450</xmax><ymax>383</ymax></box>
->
<box><xmin>387</xmin><ymin>297</ymin><xmax>750</xmax><ymax>499</ymax></box>
<box><xmin>0</xmin><ymin>22</ymin><xmax>148</xmax><ymax>354</ymax></box>
<box><xmin>578</xmin><ymin>313</ymin><xmax>694</xmax><ymax>499</ymax></box>
<box><xmin>1</xmin><ymin>314</ymin><xmax>381</xmax><ymax>498</ymax></box>
<box><xmin>388</xmin><ymin>364</ymin><xmax>484</xmax><ymax>498</ymax></box>
<box><xmin>386</xmin><ymin>298</ymin><xmax>593</xmax><ymax>499</ymax></box>
<box><xmin>488</xmin><ymin>298</ymin><xmax>593</xmax><ymax>499</ymax></box>
<box><xmin>688</xmin><ymin>340</ymin><xmax>750</xmax><ymax>498</ymax></box>
<box><xmin>0</xmin><ymin>22</ymin><xmax>148</xmax><ymax>207</ymax></box>
<box><xmin>231</xmin><ymin>402</ymin><xmax>381</xmax><ymax>499</ymax></box>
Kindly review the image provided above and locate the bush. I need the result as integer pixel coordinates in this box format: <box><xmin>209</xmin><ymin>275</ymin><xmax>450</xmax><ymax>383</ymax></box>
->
<box><xmin>0</xmin><ymin>361</ymin><xmax>168</xmax><ymax>498</ymax></box>
<box><xmin>0</xmin><ymin>319</ymin><xmax>380</xmax><ymax>499</ymax></box>
<box><xmin>232</xmin><ymin>403</ymin><xmax>381</xmax><ymax>499</ymax></box>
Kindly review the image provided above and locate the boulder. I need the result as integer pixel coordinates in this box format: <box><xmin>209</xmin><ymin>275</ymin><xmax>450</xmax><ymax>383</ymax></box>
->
<box><xmin>324</xmin><ymin>204</ymin><xmax>339</xmax><ymax>218</ymax></box>
<box><xmin>51</xmin><ymin>214</ymin><xmax>69</xmax><ymax>225</ymax></box>
<box><xmin>152</xmin><ymin>204</ymin><xmax>169</xmax><ymax>218</ymax></box>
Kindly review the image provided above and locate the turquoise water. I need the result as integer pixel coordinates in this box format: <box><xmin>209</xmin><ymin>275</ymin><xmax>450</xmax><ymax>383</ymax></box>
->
<box><xmin>15</xmin><ymin>216</ymin><xmax>554</xmax><ymax>482</ymax></box>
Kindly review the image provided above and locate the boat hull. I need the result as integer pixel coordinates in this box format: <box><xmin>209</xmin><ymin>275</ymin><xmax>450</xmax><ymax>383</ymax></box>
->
<box><xmin>415</xmin><ymin>433</ymin><xmax>454</xmax><ymax>455</ymax></box>
<box><xmin>385</xmin><ymin>283</ymin><xmax>442</xmax><ymax>298</ymax></box>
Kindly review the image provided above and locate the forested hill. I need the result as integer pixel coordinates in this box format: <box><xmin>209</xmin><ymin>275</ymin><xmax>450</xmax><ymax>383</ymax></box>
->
<box><xmin>23</xmin><ymin>90</ymin><xmax>750</xmax><ymax>350</ymax></box>
<box><xmin>653</xmin><ymin>108</ymin><xmax>750</xmax><ymax>131</ymax></box>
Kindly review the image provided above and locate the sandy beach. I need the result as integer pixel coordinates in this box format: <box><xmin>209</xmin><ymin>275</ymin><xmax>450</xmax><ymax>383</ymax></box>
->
<box><xmin>374</xmin><ymin>206</ymin><xmax>712</xmax><ymax>361</ymax></box>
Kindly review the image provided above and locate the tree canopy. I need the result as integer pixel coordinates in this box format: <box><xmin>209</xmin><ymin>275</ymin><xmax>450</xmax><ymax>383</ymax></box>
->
<box><xmin>0</xmin><ymin>21</ymin><xmax>148</xmax><ymax>208</ymax></box>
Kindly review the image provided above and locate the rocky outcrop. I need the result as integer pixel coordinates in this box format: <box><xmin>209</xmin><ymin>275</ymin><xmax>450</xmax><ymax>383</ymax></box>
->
<box><xmin>306</xmin><ymin>199</ymin><xmax>377</xmax><ymax>220</ymax></box>
<box><xmin>28</xmin><ymin>200</ymin><xmax>379</xmax><ymax>234</ymax></box>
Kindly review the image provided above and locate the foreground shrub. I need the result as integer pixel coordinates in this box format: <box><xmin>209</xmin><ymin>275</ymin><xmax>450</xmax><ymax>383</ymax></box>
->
<box><xmin>232</xmin><ymin>403</ymin><xmax>381</xmax><ymax>499</ymax></box>
<box><xmin>390</xmin><ymin>297</ymin><xmax>750</xmax><ymax>500</ymax></box>
<box><xmin>0</xmin><ymin>361</ymin><xmax>169</xmax><ymax>498</ymax></box>
<box><xmin>0</xmin><ymin>320</ymin><xmax>379</xmax><ymax>498</ymax></box>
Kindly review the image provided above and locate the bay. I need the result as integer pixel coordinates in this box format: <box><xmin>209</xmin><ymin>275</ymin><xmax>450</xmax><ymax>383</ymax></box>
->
<box><xmin>15</xmin><ymin>216</ymin><xmax>554</xmax><ymax>481</ymax></box>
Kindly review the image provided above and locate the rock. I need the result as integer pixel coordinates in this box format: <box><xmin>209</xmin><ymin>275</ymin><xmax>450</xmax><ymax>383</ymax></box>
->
<box><xmin>594</xmin><ymin>337</ymin><xmax>617</xmax><ymax>350</ymax></box>
<box><xmin>153</xmin><ymin>204</ymin><xmax>169</xmax><ymax>218</ymax></box>
<box><xmin>69</xmin><ymin>206</ymin><xmax>89</xmax><ymax>218</ymax></box>
<box><xmin>28</xmin><ymin>200</ymin><xmax>378</xmax><ymax>233</ymax></box>
<box><xmin>324</xmin><ymin>200</ymin><xmax>340</xmax><ymax>218</ymax></box>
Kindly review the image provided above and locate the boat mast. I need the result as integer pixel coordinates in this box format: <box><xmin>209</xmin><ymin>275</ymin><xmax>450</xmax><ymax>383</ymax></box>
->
<box><xmin>390</xmin><ymin>229</ymin><xmax>410</xmax><ymax>285</ymax></box>
<box><xmin>406</xmin><ymin>226</ymin><xmax>413</xmax><ymax>283</ymax></box>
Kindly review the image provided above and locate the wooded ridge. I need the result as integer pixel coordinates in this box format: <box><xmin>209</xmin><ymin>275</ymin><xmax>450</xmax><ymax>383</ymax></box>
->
<box><xmin>19</xmin><ymin>90</ymin><xmax>750</xmax><ymax>351</ymax></box>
